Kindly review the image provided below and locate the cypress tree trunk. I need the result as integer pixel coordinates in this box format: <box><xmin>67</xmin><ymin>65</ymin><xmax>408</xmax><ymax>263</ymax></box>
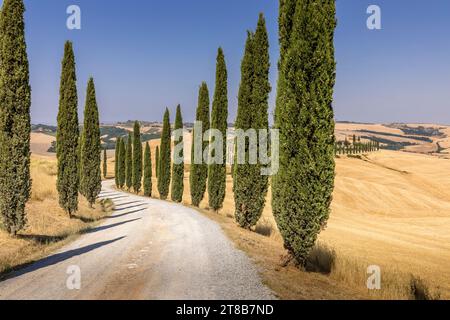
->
<box><xmin>208</xmin><ymin>48</ymin><xmax>228</xmax><ymax>211</ymax></box>
<box><xmin>143</xmin><ymin>142</ymin><xmax>152</xmax><ymax>197</ymax></box>
<box><xmin>171</xmin><ymin>105</ymin><xmax>184</xmax><ymax>203</ymax></box>
<box><xmin>0</xmin><ymin>0</ymin><xmax>32</xmax><ymax>235</ymax></box>
<box><xmin>234</xmin><ymin>14</ymin><xmax>270</xmax><ymax>229</ymax></box>
<box><xmin>190</xmin><ymin>83</ymin><xmax>210</xmax><ymax>207</ymax></box>
<box><xmin>115</xmin><ymin>138</ymin><xmax>120</xmax><ymax>187</ymax></box>
<box><xmin>272</xmin><ymin>0</ymin><xmax>337</xmax><ymax>266</ymax></box>
<box><xmin>80</xmin><ymin>78</ymin><xmax>102</xmax><ymax>208</ymax></box>
<box><xmin>56</xmin><ymin>41</ymin><xmax>79</xmax><ymax>218</ymax></box>
<box><xmin>155</xmin><ymin>146</ymin><xmax>160</xmax><ymax>179</ymax></box>
<box><xmin>103</xmin><ymin>148</ymin><xmax>107</xmax><ymax>179</ymax></box>
<box><xmin>125</xmin><ymin>132</ymin><xmax>133</xmax><ymax>190</ymax></box>
<box><xmin>118</xmin><ymin>137</ymin><xmax>126</xmax><ymax>188</ymax></box>
<box><xmin>158</xmin><ymin>108</ymin><xmax>171</xmax><ymax>200</ymax></box>
<box><xmin>132</xmin><ymin>121</ymin><xmax>142</xmax><ymax>193</ymax></box>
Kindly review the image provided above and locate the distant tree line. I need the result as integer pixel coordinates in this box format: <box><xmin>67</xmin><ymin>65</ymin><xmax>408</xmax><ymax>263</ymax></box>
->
<box><xmin>335</xmin><ymin>135</ymin><xmax>380</xmax><ymax>155</ymax></box>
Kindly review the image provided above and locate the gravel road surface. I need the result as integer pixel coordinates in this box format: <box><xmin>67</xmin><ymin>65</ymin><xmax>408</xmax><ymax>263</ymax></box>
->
<box><xmin>0</xmin><ymin>180</ymin><xmax>274</xmax><ymax>300</ymax></box>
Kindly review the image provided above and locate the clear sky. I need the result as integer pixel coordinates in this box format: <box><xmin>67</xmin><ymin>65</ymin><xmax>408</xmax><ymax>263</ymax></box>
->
<box><xmin>13</xmin><ymin>0</ymin><xmax>450</xmax><ymax>124</ymax></box>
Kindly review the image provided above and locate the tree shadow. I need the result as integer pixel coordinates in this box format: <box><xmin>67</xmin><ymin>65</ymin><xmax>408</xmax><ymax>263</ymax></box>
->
<box><xmin>114</xmin><ymin>203</ymin><xmax>147</xmax><ymax>212</ymax></box>
<box><xmin>114</xmin><ymin>201</ymin><xmax>144</xmax><ymax>208</ymax></box>
<box><xmin>108</xmin><ymin>208</ymin><xmax>147</xmax><ymax>219</ymax></box>
<box><xmin>82</xmin><ymin>218</ymin><xmax>141</xmax><ymax>234</ymax></box>
<box><xmin>105</xmin><ymin>195</ymin><xmax>128</xmax><ymax>200</ymax></box>
<box><xmin>0</xmin><ymin>236</ymin><xmax>126</xmax><ymax>282</ymax></box>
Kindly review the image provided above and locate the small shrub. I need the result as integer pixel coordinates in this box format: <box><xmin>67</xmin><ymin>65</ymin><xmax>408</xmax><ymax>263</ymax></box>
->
<box><xmin>410</xmin><ymin>276</ymin><xmax>440</xmax><ymax>300</ymax></box>
<box><xmin>99</xmin><ymin>198</ymin><xmax>115</xmax><ymax>213</ymax></box>
<box><xmin>255</xmin><ymin>218</ymin><xmax>273</xmax><ymax>237</ymax></box>
<box><xmin>305</xmin><ymin>243</ymin><xmax>336</xmax><ymax>274</ymax></box>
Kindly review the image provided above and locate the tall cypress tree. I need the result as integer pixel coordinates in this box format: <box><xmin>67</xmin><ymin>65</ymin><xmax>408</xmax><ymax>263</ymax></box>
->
<box><xmin>208</xmin><ymin>48</ymin><xmax>228</xmax><ymax>211</ymax></box>
<box><xmin>0</xmin><ymin>0</ymin><xmax>31</xmax><ymax>234</ymax></box>
<box><xmin>118</xmin><ymin>137</ymin><xmax>126</xmax><ymax>188</ymax></box>
<box><xmin>80</xmin><ymin>78</ymin><xmax>102</xmax><ymax>208</ymax></box>
<box><xmin>190</xmin><ymin>83</ymin><xmax>210</xmax><ymax>207</ymax></box>
<box><xmin>125</xmin><ymin>132</ymin><xmax>132</xmax><ymax>190</ymax></box>
<box><xmin>56</xmin><ymin>41</ymin><xmax>79</xmax><ymax>218</ymax></box>
<box><xmin>158</xmin><ymin>108</ymin><xmax>171</xmax><ymax>200</ymax></box>
<box><xmin>155</xmin><ymin>146</ymin><xmax>160</xmax><ymax>179</ymax></box>
<box><xmin>143</xmin><ymin>142</ymin><xmax>152</xmax><ymax>197</ymax></box>
<box><xmin>103</xmin><ymin>147</ymin><xmax>107</xmax><ymax>178</ymax></box>
<box><xmin>234</xmin><ymin>14</ymin><xmax>270</xmax><ymax>229</ymax></box>
<box><xmin>272</xmin><ymin>0</ymin><xmax>337</xmax><ymax>266</ymax></box>
<box><xmin>114</xmin><ymin>137</ymin><xmax>120</xmax><ymax>187</ymax></box>
<box><xmin>171</xmin><ymin>105</ymin><xmax>184</xmax><ymax>203</ymax></box>
<box><xmin>132</xmin><ymin>121</ymin><xmax>142</xmax><ymax>193</ymax></box>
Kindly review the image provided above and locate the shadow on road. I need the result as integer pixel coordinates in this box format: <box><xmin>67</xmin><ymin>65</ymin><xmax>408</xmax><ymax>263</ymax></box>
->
<box><xmin>114</xmin><ymin>203</ymin><xmax>147</xmax><ymax>212</ymax></box>
<box><xmin>114</xmin><ymin>201</ymin><xmax>145</xmax><ymax>208</ymax></box>
<box><xmin>83</xmin><ymin>218</ymin><xmax>141</xmax><ymax>234</ymax></box>
<box><xmin>108</xmin><ymin>208</ymin><xmax>147</xmax><ymax>219</ymax></box>
<box><xmin>1</xmin><ymin>237</ymin><xmax>126</xmax><ymax>282</ymax></box>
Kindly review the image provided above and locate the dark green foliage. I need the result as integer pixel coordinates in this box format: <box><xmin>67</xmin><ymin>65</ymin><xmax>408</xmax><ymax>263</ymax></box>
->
<box><xmin>233</xmin><ymin>14</ymin><xmax>270</xmax><ymax>229</ymax></box>
<box><xmin>56</xmin><ymin>41</ymin><xmax>79</xmax><ymax>217</ymax></box>
<box><xmin>143</xmin><ymin>142</ymin><xmax>152</xmax><ymax>197</ymax></box>
<box><xmin>118</xmin><ymin>138</ymin><xmax>126</xmax><ymax>188</ymax></box>
<box><xmin>171</xmin><ymin>105</ymin><xmax>184</xmax><ymax>203</ymax></box>
<box><xmin>208</xmin><ymin>48</ymin><xmax>228</xmax><ymax>211</ymax></box>
<box><xmin>190</xmin><ymin>83</ymin><xmax>210</xmax><ymax>207</ymax></box>
<box><xmin>103</xmin><ymin>148</ymin><xmax>107</xmax><ymax>178</ymax></box>
<box><xmin>125</xmin><ymin>132</ymin><xmax>132</xmax><ymax>190</ymax></box>
<box><xmin>114</xmin><ymin>138</ymin><xmax>120</xmax><ymax>187</ymax></box>
<box><xmin>132</xmin><ymin>121</ymin><xmax>142</xmax><ymax>193</ymax></box>
<box><xmin>158</xmin><ymin>108</ymin><xmax>171</xmax><ymax>200</ymax></box>
<box><xmin>80</xmin><ymin>78</ymin><xmax>102</xmax><ymax>207</ymax></box>
<box><xmin>272</xmin><ymin>0</ymin><xmax>337</xmax><ymax>266</ymax></box>
<box><xmin>155</xmin><ymin>146</ymin><xmax>159</xmax><ymax>179</ymax></box>
<box><xmin>0</xmin><ymin>0</ymin><xmax>31</xmax><ymax>234</ymax></box>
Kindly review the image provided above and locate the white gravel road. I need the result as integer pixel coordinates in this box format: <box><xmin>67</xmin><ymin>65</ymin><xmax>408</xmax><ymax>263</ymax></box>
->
<box><xmin>0</xmin><ymin>180</ymin><xmax>274</xmax><ymax>300</ymax></box>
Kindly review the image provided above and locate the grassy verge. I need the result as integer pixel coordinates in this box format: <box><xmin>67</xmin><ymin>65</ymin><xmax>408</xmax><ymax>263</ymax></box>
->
<box><xmin>0</xmin><ymin>156</ymin><xmax>114</xmax><ymax>278</ymax></box>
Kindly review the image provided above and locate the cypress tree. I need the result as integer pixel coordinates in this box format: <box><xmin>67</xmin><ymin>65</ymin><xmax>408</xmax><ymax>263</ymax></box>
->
<box><xmin>155</xmin><ymin>146</ymin><xmax>160</xmax><ymax>179</ymax></box>
<box><xmin>125</xmin><ymin>132</ymin><xmax>133</xmax><ymax>190</ymax></box>
<box><xmin>143</xmin><ymin>142</ymin><xmax>152</xmax><ymax>197</ymax></box>
<box><xmin>103</xmin><ymin>148</ymin><xmax>107</xmax><ymax>178</ymax></box>
<box><xmin>80</xmin><ymin>78</ymin><xmax>102</xmax><ymax>208</ymax></box>
<box><xmin>132</xmin><ymin>121</ymin><xmax>142</xmax><ymax>193</ymax></box>
<box><xmin>272</xmin><ymin>0</ymin><xmax>337</xmax><ymax>266</ymax></box>
<box><xmin>190</xmin><ymin>83</ymin><xmax>210</xmax><ymax>207</ymax></box>
<box><xmin>56</xmin><ymin>41</ymin><xmax>79</xmax><ymax>218</ymax></box>
<box><xmin>118</xmin><ymin>137</ymin><xmax>126</xmax><ymax>188</ymax></box>
<box><xmin>0</xmin><ymin>0</ymin><xmax>31</xmax><ymax>234</ymax></box>
<box><xmin>158</xmin><ymin>108</ymin><xmax>171</xmax><ymax>200</ymax></box>
<box><xmin>208</xmin><ymin>48</ymin><xmax>228</xmax><ymax>211</ymax></box>
<box><xmin>234</xmin><ymin>14</ymin><xmax>270</xmax><ymax>229</ymax></box>
<box><xmin>171</xmin><ymin>105</ymin><xmax>184</xmax><ymax>203</ymax></box>
<box><xmin>114</xmin><ymin>137</ymin><xmax>120</xmax><ymax>187</ymax></box>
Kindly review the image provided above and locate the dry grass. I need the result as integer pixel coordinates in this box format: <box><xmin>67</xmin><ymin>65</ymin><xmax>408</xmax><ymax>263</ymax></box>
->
<box><xmin>0</xmin><ymin>155</ymin><xmax>111</xmax><ymax>277</ymax></box>
<box><xmin>104</xmin><ymin>137</ymin><xmax>450</xmax><ymax>300</ymax></box>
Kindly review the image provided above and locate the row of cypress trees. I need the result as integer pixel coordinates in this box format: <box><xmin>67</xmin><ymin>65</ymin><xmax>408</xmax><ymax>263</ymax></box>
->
<box><xmin>0</xmin><ymin>0</ymin><xmax>104</xmax><ymax>233</ymax></box>
<box><xmin>115</xmin><ymin>121</ymin><xmax>148</xmax><ymax>195</ymax></box>
<box><xmin>336</xmin><ymin>140</ymin><xmax>380</xmax><ymax>155</ymax></box>
<box><xmin>57</xmin><ymin>41</ymin><xmax>102</xmax><ymax>213</ymax></box>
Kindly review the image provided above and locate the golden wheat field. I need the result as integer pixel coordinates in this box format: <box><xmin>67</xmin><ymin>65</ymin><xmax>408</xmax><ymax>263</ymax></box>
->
<box><xmin>26</xmin><ymin>124</ymin><xmax>450</xmax><ymax>299</ymax></box>
<box><xmin>115</xmin><ymin>139</ymin><xmax>450</xmax><ymax>299</ymax></box>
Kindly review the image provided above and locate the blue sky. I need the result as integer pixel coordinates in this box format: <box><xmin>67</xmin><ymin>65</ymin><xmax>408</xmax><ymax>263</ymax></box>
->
<box><xmin>14</xmin><ymin>0</ymin><xmax>450</xmax><ymax>124</ymax></box>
